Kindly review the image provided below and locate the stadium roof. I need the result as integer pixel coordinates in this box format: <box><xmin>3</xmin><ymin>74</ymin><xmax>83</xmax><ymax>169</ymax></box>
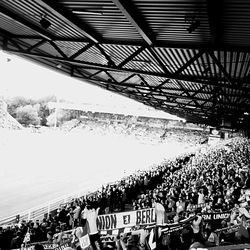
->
<box><xmin>0</xmin><ymin>0</ymin><xmax>250</xmax><ymax>128</ymax></box>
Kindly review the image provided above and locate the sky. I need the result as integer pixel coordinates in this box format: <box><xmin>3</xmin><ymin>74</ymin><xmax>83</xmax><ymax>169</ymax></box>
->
<box><xmin>0</xmin><ymin>50</ymin><xmax>182</xmax><ymax>120</ymax></box>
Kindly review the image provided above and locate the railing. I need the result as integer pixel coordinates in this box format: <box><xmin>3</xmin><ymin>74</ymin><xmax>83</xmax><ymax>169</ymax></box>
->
<box><xmin>0</xmin><ymin>190</ymin><xmax>89</xmax><ymax>226</ymax></box>
<box><xmin>0</xmin><ymin>178</ymin><xmax>116</xmax><ymax>227</ymax></box>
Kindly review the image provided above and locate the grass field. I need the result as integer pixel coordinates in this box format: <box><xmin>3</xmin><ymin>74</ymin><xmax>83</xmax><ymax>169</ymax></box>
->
<box><xmin>0</xmin><ymin>128</ymin><xmax>189</xmax><ymax>220</ymax></box>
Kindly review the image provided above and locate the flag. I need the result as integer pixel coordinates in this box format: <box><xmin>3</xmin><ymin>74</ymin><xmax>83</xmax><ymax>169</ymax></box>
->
<box><xmin>74</xmin><ymin>221</ymin><xmax>91</xmax><ymax>250</ymax></box>
<box><xmin>79</xmin><ymin>234</ymin><xmax>91</xmax><ymax>250</ymax></box>
<box><xmin>145</xmin><ymin>228</ymin><xmax>157</xmax><ymax>250</ymax></box>
<box><xmin>154</xmin><ymin>202</ymin><xmax>168</xmax><ymax>225</ymax></box>
<box><xmin>23</xmin><ymin>228</ymin><xmax>30</xmax><ymax>244</ymax></box>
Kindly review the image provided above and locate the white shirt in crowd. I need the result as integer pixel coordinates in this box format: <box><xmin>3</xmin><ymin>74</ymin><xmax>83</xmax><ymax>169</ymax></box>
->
<box><xmin>198</xmin><ymin>192</ymin><xmax>205</xmax><ymax>205</ymax></box>
<box><xmin>83</xmin><ymin>207</ymin><xmax>100</xmax><ymax>235</ymax></box>
<box><xmin>154</xmin><ymin>202</ymin><xmax>165</xmax><ymax>225</ymax></box>
<box><xmin>192</xmin><ymin>215</ymin><xmax>202</xmax><ymax>234</ymax></box>
<box><xmin>73</xmin><ymin>205</ymin><xmax>81</xmax><ymax>220</ymax></box>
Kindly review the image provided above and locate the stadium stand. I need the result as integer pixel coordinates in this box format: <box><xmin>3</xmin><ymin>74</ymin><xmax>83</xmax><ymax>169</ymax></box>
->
<box><xmin>1</xmin><ymin>136</ymin><xmax>250</xmax><ymax>250</ymax></box>
<box><xmin>60</xmin><ymin>114</ymin><xmax>209</xmax><ymax>146</ymax></box>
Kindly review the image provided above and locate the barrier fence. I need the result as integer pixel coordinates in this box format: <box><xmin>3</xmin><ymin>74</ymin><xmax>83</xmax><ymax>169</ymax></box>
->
<box><xmin>0</xmin><ymin>191</ymin><xmax>87</xmax><ymax>226</ymax></box>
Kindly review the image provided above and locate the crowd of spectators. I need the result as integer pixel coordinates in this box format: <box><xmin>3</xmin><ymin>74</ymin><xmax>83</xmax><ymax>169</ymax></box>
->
<box><xmin>1</xmin><ymin>136</ymin><xmax>250</xmax><ymax>250</ymax></box>
<box><xmin>60</xmin><ymin>117</ymin><xmax>208</xmax><ymax>146</ymax></box>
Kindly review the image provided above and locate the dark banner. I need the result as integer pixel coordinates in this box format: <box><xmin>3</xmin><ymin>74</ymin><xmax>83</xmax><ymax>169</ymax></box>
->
<box><xmin>202</xmin><ymin>212</ymin><xmax>231</xmax><ymax>221</ymax></box>
<box><xmin>161</xmin><ymin>215</ymin><xmax>196</xmax><ymax>235</ymax></box>
<box><xmin>22</xmin><ymin>240</ymin><xmax>71</xmax><ymax>250</ymax></box>
<box><xmin>189</xmin><ymin>201</ymin><xmax>212</xmax><ymax>211</ymax></box>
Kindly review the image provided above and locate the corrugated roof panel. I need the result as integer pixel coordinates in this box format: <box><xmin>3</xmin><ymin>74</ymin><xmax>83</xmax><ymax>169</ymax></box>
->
<box><xmin>54</xmin><ymin>41</ymin><xmax>88</xmax><ymax>58</ymax></box>
<box><xmin>107</xmin><ymin>71</ymin><xmax>137</xmax><ymax>83</ymax></box>
<box><xmin>100</xmin><ymin>44</ymin><xmax>140</xmax><ymax>66</ymax></box>
<box><xmin>142</xmin><ymin>75</ymin><xmax>168</xmax><ymax>87</ymax></box>
<box><xmin>58</xmin><ymin>0</ymin><xmax>143</xmax><ymax>41</ymax></box>
<box><xmin>95</xmin><ymin>71</ymin><xmax>110</xmax><ymax>81</ymax></box>
<box><xmin>169</xmin><ymin>48</ymin><xmax>188</xmax><ymax>73</ymax></box>
<box><xmin>83</xmin><ymin>69</ymin><xmax>101</xmax><ymax>77</ymax></box>
<box><xmin>75</xmin><ymin>46</ymin><xmax>108</xmax><ymax>65</ymax></box>
<box><xmin>161</xmin><ymin>89</ymin><xmax>184</xmax><ymax>96</ymax></box>
<box><xmin>175</xmin><ymin>98</ymin><xmax>192</xmax><ymax>104</ymax></box>
<box><xmin>202</xmin><ymin>102</ymin><xmax>212</xmax><ymax>107</ymax></box>
<box><xmin>0</xmin><ymin>13</ymin><xmax>37</xmax><ymax>36</ymax></box>
<box><xmin>0</xmin><ymin>0</ymin><xmax>86</xmax><ymax>38</ymax></box>
<box><xmin>124</xmin><ymin>48</ymin><xmax>165</xmax><ymax>73</ymax></box>
<box><xmin>241</xmin><ymin>54</ymin><xmax>250</xmax><ymax>78</ymax></box>
<box><xmin>133</xmin><ymin>0</ymin><xmax>211</xmax><ymax>43</ymax></box>
<box><xmin>199</xmin><ymin>53</ymin><xmax>214</xmax><ymax>79</ymax></box>
<box><xmin>181</xmin><ymin>49</ymin><xmax>200</xmax><ymax>76</ymax></box>
<box><xmin>195</xmin><ymin>93</ymin><xmax>212</xmax><ymax>100</ymax></box>
<box><xmin>163</xmin><ymin>80</ymin><xmax>181</xmax><ymax>89</ymax></box>
<box><xmin>211</xmin><ymin>51</ymin><xmax>250</xmax><ymax>81</ymax></box>
<box><xmin>18</xmin><ymin>39</ymin><xmax>43</xmax><ymax>48</ymax></box>
<box><xmin>171</xmin><ymin>79</ymin><xmax>203</xmax><ymax>92</ymax></box>
<box><xmin>153</xmin><ymin>48</ymin><xmax>178</xmax><ymax>73</ymax></box>
<box><xmin>37</xmin><ymin>41</ymin><xmax>62</xmax><ymax>57</ymax></box>
<box><xmin>223</xmin><ymin>0</ymin><xmax>250</xmax><ymax>47</ymax></box>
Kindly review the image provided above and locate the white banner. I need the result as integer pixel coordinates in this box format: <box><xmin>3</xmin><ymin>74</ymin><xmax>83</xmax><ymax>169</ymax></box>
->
<box><xmin>97</xmin><ymin>208</ymin><xmax>156</xmax><ymax>231</ymax></box>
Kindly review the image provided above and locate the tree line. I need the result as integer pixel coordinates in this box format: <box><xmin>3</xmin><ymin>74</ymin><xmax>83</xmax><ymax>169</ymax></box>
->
<box><xmin>6</xmin><ymin>96</ymin><xmax>55</xmax><ymax>126</ymax></box>
<box><xmin>6</xmin><ymin>96</ymin><xmax>90</xmax><ymax>127</ymax></box>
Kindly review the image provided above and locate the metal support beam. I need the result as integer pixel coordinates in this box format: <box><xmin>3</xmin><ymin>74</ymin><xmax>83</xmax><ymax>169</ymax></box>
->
<box><xmin>49</xmin><ymin>41</ymin><xmax>68</xmax><ymax>58</ymax></box>
<box><xmin>207</xmin><ymin>0</ymin><xmax>224</xmax><ymax>46</ymax></box>
<box><xmin>27</xmin><ymin>39</ymin><xmax>46</xmax><ymax>52</ymax></box>
<box><xmin>111</xmin><ymin>0</ymin><xmax>154</xmax><ymax>45</ymax></box>
<box><xmin>175</xmin><ymin>50</ymin><xmax>205</xmax><ymax>75</ymax></box>
<box><xmin>153</xmin><ymin>50</ymin><xmax>205</xmax><ymax>92</ymax></box>
<box><xmin>118</xmin><ymin>46</ymin><xmax>145</xmax><ymax>67</ymax></box>
<box><xmin>4</xmin><ymin>47</ymin><xmax>250</xmax><ymax>93</ymax></box>
<box><xmin>95</xmin><ymin>44</ymin><xmax>115</xmax><ymax>66</ymax></box>
<box><xmin>10</xmin><ymin>34</ymin><xmax>250</xmax><ymax>53</ymax></box>
<box><xmin>0</xmin><ymin>5</ymin><xmax>53</xmax><ymax>41</ymax></box>
<box><xmin>33</xmin><ymin>0</ymin><xmax>99</xmax><ymax>43</ymax></box>
<box><xmin>69</xmin><ymin>43</ymin><xmax>93</xmax><ymax>60</ymax></box>
<box><xmin>209</xmin><ymin>51</ymin><xmax>234</xmax><ymax>85</ymax></box>
<box><xmin>147</xmin><ymin>46</ymin><xmax>171</xmax><ymax>74</ymax></box>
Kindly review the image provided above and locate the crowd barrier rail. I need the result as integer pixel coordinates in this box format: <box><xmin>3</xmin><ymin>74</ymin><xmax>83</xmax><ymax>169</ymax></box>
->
<box><xmin>0</xmin><ymin>190</ymin><xmax>88</xmax><ymax>226</ymax></box>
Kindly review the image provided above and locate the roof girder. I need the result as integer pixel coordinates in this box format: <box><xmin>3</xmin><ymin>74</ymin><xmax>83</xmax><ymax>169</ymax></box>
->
<box><xmin>3</xmin><ymin>47</ymin><xmax>247</xmax><ymax>89</ymax></box>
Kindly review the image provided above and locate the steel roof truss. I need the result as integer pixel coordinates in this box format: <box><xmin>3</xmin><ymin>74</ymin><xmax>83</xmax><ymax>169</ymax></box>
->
<box><xmin>27</xmin><ymin>39</ymin><xmax>46</xmax><ymax>52</ymax></box>
<box><xmin>175</xmin><ymin>50</ymin><xmax>205</xmax><ymax>75</ymax></box>
<box><xmin>147</xmin><ymin>47</ymin><xmax>170</xmax><ymax>74</ymax></box>
<box><xmin>88</xmin><ymin>70</ymin><xmax>103</xmax><ymax>79</ymax></box>
<box><xmin>49</xmin><ymin>41</ymin><xmax>68</xmax><ymax>59</ymax></box>
<box><xmin>33</xmin><ymin>0</ymin><xmax>99</xmax><ymax>43</ymax></box>
<box><xmin>119</xmin><ymin>74</ymin><xmax>137</xmax><ymax>84</ymax></box>
<box><xmin>69</xmin><ymin>43</ymin><xmax>93</xmax><ymax>60</ymax></box>
<box><xmin>9</xmin><ymin>34</ymin><xmax>250</xmax><ymax>53</ymax></box>
<box><xmin>209</xmin><ymin>51</ymin><xmax>235</xmax><ymax>85</ymax></box>
<box><xmin>5</xmin><ymin>47</ymin><xmax>242</xmax><ymax>87</ymax></box>
<box><xmin>118</xmin><ymin>46</ymin><xmax>145</xmax><ymax>67</ymax></box>
<box><xmin>104</xmin><ymin>71</ymin><xmax>119</xmax><ymax>84</ymax></box>
<box><xmin>152</xmin><ymin>50</ymin><xmax>205</xmax><ymax>93</ymax></box>
<box><xmin>8</xmin><ymin>38</ymin><xmax>25</xmax><ymax>52</ymax></box>
<box><xmin>95</xmin><ymin>44</ymin><xmax>115</xmax><ymax>67</ymax></box>
<box><xmin>111</xmin><ymin>0</ymin><xmax>154</xmax><ymax>46</ymax></box>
